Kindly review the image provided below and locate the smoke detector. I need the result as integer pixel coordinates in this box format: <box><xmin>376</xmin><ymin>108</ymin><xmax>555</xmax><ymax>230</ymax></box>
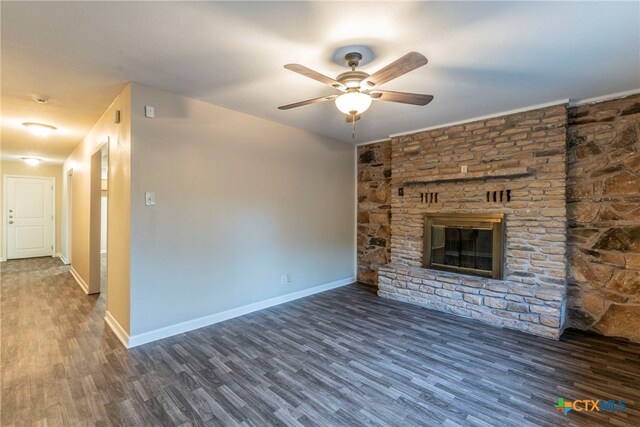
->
<box><xmin>32</xmin><ymin>94</ymin><xmax>51</xmax><ymax>104</ymax></box>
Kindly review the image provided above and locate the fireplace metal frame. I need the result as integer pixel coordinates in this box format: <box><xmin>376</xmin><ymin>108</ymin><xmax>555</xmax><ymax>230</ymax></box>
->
<box><xmin>423</xmin><ymin>213</ymin><xmax>504</xmax><ymax>279</ymax></box>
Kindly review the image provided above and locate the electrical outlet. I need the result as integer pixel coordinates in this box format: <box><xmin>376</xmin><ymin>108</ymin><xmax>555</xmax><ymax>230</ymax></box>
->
<box><xmin>281</xmin><ymin>275</ymin><xmax>287</xmax><ymax>285</ymax></box>
<box><xmin>461</xmin><ymin>165</ymin><xmax>468</xmax><ymax>173</ymax></box>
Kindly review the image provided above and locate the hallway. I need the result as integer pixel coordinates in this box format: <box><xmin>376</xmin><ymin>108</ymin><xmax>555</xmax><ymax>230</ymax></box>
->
<box><xmin>2</xmin><ymin>257</ymin><xmax>640</xmax><ymax>426</ymax></box>
<box><xmin>1</xmin><ymin>258</ymin><xmax>121</xmax><ymax>425</ymax></box>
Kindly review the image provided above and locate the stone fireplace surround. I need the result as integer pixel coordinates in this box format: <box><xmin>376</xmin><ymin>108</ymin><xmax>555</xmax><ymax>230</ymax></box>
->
<box><xmin>376</xmin><ymin>104</ymin><xmax>569</xmax><ymax>339</ymax></box>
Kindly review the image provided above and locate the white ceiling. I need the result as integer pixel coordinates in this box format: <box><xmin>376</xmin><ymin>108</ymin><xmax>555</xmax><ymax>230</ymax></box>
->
<box><xmin>2</xmin><ymin>1</ymin><xmax>639</xmax><ymax>163</ymax></box>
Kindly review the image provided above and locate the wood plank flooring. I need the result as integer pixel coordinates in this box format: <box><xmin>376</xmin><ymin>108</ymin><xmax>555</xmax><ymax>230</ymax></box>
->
<box><xmin>2</xmin><ymin>257</ymin><xmax>639</xmax><ymax>426</ymax></box>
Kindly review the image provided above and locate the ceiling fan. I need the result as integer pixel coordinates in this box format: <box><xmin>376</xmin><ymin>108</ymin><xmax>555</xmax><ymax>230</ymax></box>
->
<box><xmin>278</xmin><ymin>51</ymin><xmax>434</xmax><ymax>128</ymax></box>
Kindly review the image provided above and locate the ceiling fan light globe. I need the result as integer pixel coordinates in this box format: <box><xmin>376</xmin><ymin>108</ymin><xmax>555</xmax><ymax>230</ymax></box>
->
<box><xmin>335</xmin><ymin>92</ymin><xmax>372</xmax><ymax>115</ymax></box>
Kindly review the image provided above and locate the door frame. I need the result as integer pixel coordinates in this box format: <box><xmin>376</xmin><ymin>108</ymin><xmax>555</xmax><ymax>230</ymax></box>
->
<box><xmin>2</xmin><ymin>174</ymin><xmax>56</xmax><ymax>261</ymax></box>
<box><xmin>88</xmin><ymin>138</ymin><xmax>109</xmax><ymax>294</ymax></box>
<box><xmin>64</xmin><ymin>168</ymin><xmax>73</xmax><ymax>265</ymax></box>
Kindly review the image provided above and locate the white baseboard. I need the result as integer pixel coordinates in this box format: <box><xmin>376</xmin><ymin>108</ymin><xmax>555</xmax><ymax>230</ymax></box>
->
<box><xmin>56</xmin><ymin>253</ymin><xmax>70</xmax><ymax>265</ymax></box>
<box><xmin>127</xmin><ymin>276</ymin><xmax>355</xmax><ymax>348</ymax></box>
<box><xmin>105</xmin><ymin>310</ymin><xmax>130</xmax><ymax>348</ymax></box>
<box><xmin>69</xmin><ymin>266</ymin><xmax>89</xmax><ymax>294</ymax></box>
<box><xmin>0</xmin><ymin>257</ymin><xmax>6</xmax><ymax>262</ymax></box>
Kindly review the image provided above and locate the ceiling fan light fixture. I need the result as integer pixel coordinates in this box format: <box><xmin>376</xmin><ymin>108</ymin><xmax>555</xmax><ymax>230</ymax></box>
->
<box><xmin>335</xmin><ymin>91</ymin><xmax>372</xmax><ymax>115</ymax></box>
<box><xmin>22</xmin><ymin>122</ymin><xmax>56</xmax><ymax>137</ymax></box>
<box><xmin>279</xmin><ymin>51</ymin><xmax>430</xmax><ymax>133</ymax></box>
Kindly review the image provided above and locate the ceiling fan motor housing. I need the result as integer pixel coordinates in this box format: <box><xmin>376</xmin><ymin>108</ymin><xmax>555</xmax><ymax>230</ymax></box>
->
<box><xmin>336</xmin><ymin>70</ymin><xmax>369</xmax><ymax>88</ymax></box>
<box><xmin>339</xmin><ymin>53</ymin><xmax>371</xmax><ymax>88</ymax></box>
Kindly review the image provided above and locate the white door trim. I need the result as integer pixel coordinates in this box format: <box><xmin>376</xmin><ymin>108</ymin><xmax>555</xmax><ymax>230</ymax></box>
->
<box><xmin>63</xmin><ymin>168</ymin><xmax>73</xmax><ymax>265</ymax></box>
<box><xmin>3</xmin><ymin>174</ymin><xmax>56</xmax><ymax>260</ymax></box>
<box><xmin>88</xmin><ymin>137</ymin><xmax>109</xmax><ymax>294</ymax></box>
<box><xmin>91</xmin><ymin>139</ymin><xmax>108</xmax><ymax>157</ymax></box>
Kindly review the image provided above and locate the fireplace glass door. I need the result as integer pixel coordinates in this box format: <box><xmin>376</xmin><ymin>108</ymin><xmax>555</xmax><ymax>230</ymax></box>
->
<box><xmin>424</xmin><ymin>214</ymin><xmax>504</xmax><ymax>279</ymax></box>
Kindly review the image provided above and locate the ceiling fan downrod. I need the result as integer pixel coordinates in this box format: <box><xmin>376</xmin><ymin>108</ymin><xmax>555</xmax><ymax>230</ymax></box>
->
<box><xmin>345</xmin><ymin>52</ymin><xmax>362</xmax><ymax>70</ymax></box>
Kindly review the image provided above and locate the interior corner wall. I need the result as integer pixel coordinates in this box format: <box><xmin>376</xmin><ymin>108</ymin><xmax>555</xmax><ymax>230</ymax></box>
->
<box><xmin>356</xmin><ymin>141</ymin><xmax>392</xmax><ymax>286</ymax></box>
<box><xmin>63</xmin><ymin>84</ymin><xmax>131</xmax><ymax>334</ymax></box>
<box><xmin>128</xmin><ymin>82</ymin><xmax>355</xmax><ymax>337</ymax></box>
<box><xmin>566</xmin><ymin>94</ymin><xmax>640</xmax><ymax>343</ymax></box>
<box><xmin>0</xmin><ymin>161</ymin><xmax>63</xmax><ymax>261</ymax></box>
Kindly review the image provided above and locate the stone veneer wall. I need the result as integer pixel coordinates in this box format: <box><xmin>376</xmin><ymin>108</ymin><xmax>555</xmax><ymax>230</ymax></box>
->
<box><xmin>356</xmin><ymin>141</ymin><xmax>392</xmax><ymax>285</ymax></box>
<box><xmin>566</xmin><ymin>94</ymin><xmax>640</xmax><ymax>342</ymax></box>
<box><xmin>378</xmin><ymin>105</ymin><xmax>569</xmax><ymax>339</ymax></box>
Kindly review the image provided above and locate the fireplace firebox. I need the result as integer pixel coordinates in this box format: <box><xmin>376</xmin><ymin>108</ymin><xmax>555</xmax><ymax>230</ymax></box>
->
<box><xmin>424</xmin><ymin>213</ymin><xmax>504</xmax><ymax>279</ymax></box>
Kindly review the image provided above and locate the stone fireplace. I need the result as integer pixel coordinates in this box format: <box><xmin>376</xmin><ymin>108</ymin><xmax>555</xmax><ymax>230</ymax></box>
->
<box><xmin>376</xmin><ymin>104</ymin><xmax>569</xmax><ymax>339</ymax></box>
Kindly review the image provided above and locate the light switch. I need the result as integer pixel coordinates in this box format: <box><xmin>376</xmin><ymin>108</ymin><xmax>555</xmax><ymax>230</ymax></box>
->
<box><xmin>144</xmin><ymin>105</ymin><xmax>155</xmax><ymax>118</ymax></box>
<box><xmin>145</xmin><ymin>192</ymin><xmax>156</xmax><ymax>206</ymax></box>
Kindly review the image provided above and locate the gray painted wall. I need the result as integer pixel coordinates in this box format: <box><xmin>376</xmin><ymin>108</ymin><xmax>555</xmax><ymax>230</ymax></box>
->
<box><xmin>129</xmin><ymin>83</ymin><xmax>355</xmax><ymax>335</ymax></box>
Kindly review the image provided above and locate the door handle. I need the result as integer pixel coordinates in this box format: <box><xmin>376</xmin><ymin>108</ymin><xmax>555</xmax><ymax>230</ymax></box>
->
<box><xmin>8</xmin><ymin>221</ymin><xmax>13</xmax><ymax>224</ymax></box>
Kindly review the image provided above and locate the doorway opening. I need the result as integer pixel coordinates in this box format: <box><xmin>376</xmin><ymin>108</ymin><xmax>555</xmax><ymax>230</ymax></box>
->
<box><xmin>64</xmin><ymin>169</ymin><xmax>73</xmax><ymax>265</ymax></box>
<box><xmin>88</xmin><ymin>142</ymin><xmax>108</xmax><ymax>294</ymax></box>
<box><xmin>100</xmin><ymin>146</ymin><xmax>108</xmax><ymax>293</ymax></box>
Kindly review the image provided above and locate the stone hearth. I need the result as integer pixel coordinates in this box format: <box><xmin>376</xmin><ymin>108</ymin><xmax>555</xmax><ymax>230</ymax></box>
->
<box><xmin>378</xmin><ymin>264</ymin><xmax>564</xmax><ymax>337</ymax></box>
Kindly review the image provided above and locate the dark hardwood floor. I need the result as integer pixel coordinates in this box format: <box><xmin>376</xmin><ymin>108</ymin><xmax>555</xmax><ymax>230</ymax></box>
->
<box><xmin>2</xmin><ymin>257</ymin><xmax>639</xmax><ymax>426</ymax></box>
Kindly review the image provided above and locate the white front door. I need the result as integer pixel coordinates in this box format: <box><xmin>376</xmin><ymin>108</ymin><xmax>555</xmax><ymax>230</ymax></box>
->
<box><xmin>6</xmin><ymin>176</ymin><xmax>54</xmax><ymax>259</ymax></box>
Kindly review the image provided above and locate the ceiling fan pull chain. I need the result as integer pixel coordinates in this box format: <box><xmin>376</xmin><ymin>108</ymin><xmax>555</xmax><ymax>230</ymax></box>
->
<box><xmin>351</xmin><ymin>112</ymin><xmax>356</xmax><ymax>139</ymax></box>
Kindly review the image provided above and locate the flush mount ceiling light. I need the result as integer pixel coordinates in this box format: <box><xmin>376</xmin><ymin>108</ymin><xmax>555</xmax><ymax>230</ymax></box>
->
<box><xmin>23</xmin><ymin>122</ymin><xmax>56</xmax><ymax>137</ymax></box>
<box><xmin>278</xmin><ymin>51</ymin><xmax>434</xmax><ymax>138</ymax></box>
<box><xmin>22</xmin><ymin>157</ymin><xmax>42</xmax><ymax>166</ymax></box>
